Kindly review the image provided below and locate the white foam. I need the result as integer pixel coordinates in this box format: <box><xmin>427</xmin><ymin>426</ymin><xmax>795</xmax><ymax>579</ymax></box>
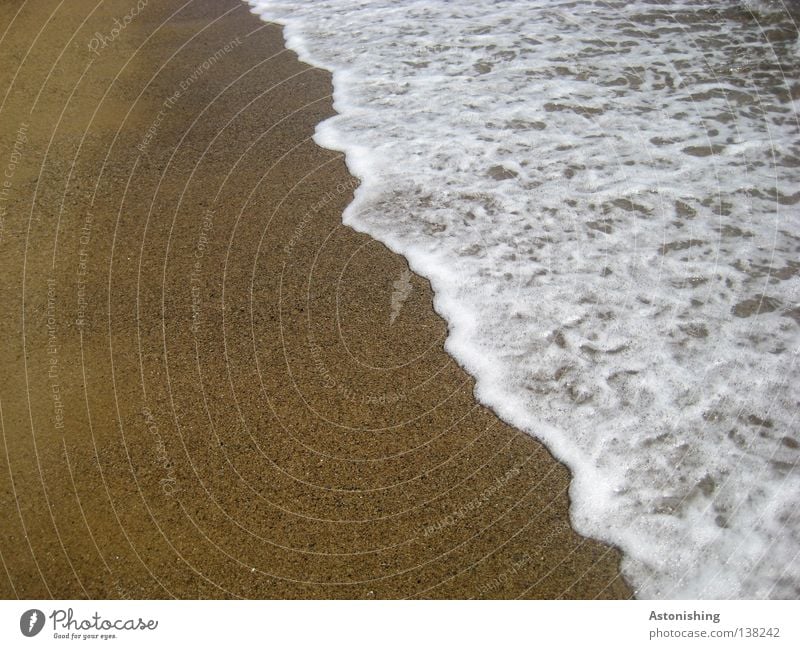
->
<box><xmin>247</xmin><ymin>0</ymin><xmax>800</xmax><ymax>598</ymax></box>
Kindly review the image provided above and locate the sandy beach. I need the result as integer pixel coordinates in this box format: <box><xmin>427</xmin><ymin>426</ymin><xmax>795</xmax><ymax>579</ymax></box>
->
<box><xmin>0</xmin><ymin>0</ymin><xmax>630</xmax><ymax>599</ymax></box>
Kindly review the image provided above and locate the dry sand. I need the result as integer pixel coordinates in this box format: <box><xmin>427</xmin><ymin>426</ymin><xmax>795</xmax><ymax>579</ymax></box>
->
<box><xmin>0</xmin><ymin>0</ymin><xmax>631</xmax><ymax>599</ymax></box>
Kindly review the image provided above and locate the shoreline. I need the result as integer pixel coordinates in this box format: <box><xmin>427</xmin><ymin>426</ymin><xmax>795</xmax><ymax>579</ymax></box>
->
<box><xmin>0</xmin><ymin>0</ymin><xmax>631</xmax><ymax>599</ymax></box>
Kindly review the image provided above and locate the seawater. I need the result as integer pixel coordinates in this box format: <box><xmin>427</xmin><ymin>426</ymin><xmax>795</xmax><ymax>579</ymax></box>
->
<box><xmin>247</xmin><ymin>0</ymin><xmax>800</xmax><ymax>598</ymax></box>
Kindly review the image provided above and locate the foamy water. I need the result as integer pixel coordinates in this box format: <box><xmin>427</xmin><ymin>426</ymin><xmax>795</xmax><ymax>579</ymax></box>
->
<box><xmin>247</xmin><ymin>0</ymin><xmax>800</xmax><ymax>598</ymax></box>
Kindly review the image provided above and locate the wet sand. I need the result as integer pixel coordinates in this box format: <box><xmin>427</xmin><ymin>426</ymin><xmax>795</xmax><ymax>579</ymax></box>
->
<box><xmin>0</xmin><ymin>0</ymin><xmax>631</xmax><ymax>598</ymax></box>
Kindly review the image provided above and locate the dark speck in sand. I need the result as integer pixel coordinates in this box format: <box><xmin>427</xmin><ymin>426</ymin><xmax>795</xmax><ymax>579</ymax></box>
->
<box><xmin>745</xmin><ymin>414</ymin><xmax>774</xmax><ymax>429</ymax></box>
<box><xmin>682</xmin><ymin>144</ymin><xmax>725</xmax><ymax>157</ymax></box>
<box><xmin>659</xmin><ymin>238</ymin><xmax>705</xmax><ymax>254</ymax></box>
<box><xmin>732</xmin><ymin>295</ymin><xmax>782</xmax><ymax>318</ymax></box>
<box><xmin>487</xmin><ymin>165</ymin><xmax>518</xmax><ymax>180</ymax></box>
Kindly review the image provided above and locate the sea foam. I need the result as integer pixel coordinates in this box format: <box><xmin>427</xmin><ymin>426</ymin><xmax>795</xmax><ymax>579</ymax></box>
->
<box><xmin>247</xmin><ymin>0</ymin><xmax>800</xmax><ymax>598</ymax></box>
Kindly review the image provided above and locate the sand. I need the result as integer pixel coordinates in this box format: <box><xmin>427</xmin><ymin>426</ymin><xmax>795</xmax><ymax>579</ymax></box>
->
<box><xmin>0</xmin><ymin>0</ymin><xmax>631</xmax><ymax>599</ymax></box>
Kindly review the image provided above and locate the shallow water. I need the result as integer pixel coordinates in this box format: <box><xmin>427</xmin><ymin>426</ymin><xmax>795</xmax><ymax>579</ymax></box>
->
<box><xmin>248</xmin><ymin>0</ymin><xmax>800</xmax><ymax>598</ymax></box>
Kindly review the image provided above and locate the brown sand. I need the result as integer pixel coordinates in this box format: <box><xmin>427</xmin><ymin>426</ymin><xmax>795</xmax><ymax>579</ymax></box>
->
<box><xmin>0</xmin><ymin>0</ymin><xmax>631</xmax><ymax>599</ymax></box>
